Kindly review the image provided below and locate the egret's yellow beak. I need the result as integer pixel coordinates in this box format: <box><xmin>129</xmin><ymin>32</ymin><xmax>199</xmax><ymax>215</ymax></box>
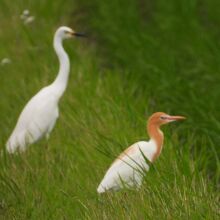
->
<box><xmin>167</xmin><ymin>115</ymin><xmax>186</xmax><ymax>121</ymax></box>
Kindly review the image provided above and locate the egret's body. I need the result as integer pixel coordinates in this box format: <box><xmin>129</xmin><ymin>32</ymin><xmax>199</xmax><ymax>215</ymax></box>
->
<box><xmin>97</xmin><ymin>112</ymin><xmax>185</xmax><ymax>193</ymax></box>
<box><xmin>6</xmin><ymin>26</ymin><xmax>84</xmax><ymax>153</ymax></box>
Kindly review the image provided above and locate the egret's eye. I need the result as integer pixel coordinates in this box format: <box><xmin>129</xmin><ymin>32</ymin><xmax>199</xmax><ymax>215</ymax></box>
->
<box><xmin>160</xmin><ymin>116</ymin><xmax>167</xmax><ymax>120</ymax></box>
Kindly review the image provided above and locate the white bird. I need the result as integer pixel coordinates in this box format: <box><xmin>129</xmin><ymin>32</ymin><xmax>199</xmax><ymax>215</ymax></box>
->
<box><xmin>97</xmin><ymin>112</ymin><xmax>186</xmax><ymax>193</ymax></box>
<box><xmin>6</xmin><ymin>26</ymin><xmax>85</xmax><ymax>153</ymax></box>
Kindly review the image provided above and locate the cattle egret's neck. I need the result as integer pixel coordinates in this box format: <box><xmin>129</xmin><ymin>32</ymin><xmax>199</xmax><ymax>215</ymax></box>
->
<box><xmin>147</xmin><ymin>123</ymin><xmax>164</xmax><ymax>161</ymax></box>
<box><xmin>52</xmin><ymin>34</ymin><xmax>70</xmax><ymax>98</ymax></box>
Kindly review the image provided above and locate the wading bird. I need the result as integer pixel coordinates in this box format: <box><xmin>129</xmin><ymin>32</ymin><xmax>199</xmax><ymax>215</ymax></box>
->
<box><xmin>97</xmin><ymin>112</ymin><xmax>185</xmax><ymax>193</ymax></box>
<box><xmin>6</xmin><ymin>26</ymin><xmax>85</xmax><ymax>153</ymax></box>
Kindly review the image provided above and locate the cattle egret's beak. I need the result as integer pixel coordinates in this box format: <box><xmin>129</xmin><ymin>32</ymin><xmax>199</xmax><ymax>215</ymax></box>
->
<box><xmin>167</xmin><ymin>115</ymin><xmax>186</xmax><ymax>121</ymax></box>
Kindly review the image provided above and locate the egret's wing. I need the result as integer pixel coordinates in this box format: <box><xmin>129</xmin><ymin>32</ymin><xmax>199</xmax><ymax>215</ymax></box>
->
<box><xmin>14</xmin><ymin>87</ymin><xmax>54</xmax><ymax>129</ymax></box>
<box><xmin>97</xmin><ymin>141</ymin><xmax>154</xmax><ymax>193</ymax></box>
<box><xmin>6</xmin><ymin>87</ymin><xmax>58</xmax><ymax>152</ymax></box>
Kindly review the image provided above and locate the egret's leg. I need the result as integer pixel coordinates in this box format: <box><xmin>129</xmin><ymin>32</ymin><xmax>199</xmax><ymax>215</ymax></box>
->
<box><xmin>46</xmin><ymin>132</ymin><xmax>50</xmax><ymax>140</ymax></box>
<box><xmin>46</xmin><ymin>111</ymin><xmax>58</xmax><ymax>141</ymax></box>
<box><xmin>45</xmin><ymin>122</ymin><xmax>56</xmax><ymax>140</ymax></box>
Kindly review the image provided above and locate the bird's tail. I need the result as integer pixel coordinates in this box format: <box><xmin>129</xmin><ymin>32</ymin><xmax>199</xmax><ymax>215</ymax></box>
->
<box><xmin>97</xmin><ymin>184</ymin><xmax>106</xmax><ymax>194</ymax></box>
<box><xmin>6</xmin><ymin>130</ymin><xmax>27</xmax><ymax>154</ymax></box>
<box><xmin>6</xmin><ymin>138</ymin><xmax>17</xmax><ymax>154</ymax></box>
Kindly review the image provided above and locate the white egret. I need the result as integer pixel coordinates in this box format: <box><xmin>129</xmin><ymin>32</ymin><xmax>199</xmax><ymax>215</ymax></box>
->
<box><xmin>97</xmin><ymin>112</ymin><xmax>186</xmax><ymax>193</ymax></box>
<box><xmin>6</xmin><ymin>26</ymin><xmax>85</xmax><ymax>153</ymax></box>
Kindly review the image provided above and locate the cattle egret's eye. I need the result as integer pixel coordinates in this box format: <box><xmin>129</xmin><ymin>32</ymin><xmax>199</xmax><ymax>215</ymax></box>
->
<box><xmin>160</xmin><ymin>116</ymin><xmax>167</xmax><ymax>120</ymax></box>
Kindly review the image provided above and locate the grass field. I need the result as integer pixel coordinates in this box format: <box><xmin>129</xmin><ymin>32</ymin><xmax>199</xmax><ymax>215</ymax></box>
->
<box><xmin>0</xmin><ymin>0</ymin><xmax>219</xmax><ymax>219</ymax></box>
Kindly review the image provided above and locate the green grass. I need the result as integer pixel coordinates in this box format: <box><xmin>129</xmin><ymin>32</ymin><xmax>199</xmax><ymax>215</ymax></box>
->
<box><xmin>0</xmin><ymin>0</ymin><xmax>219</xmax><ymax>219</ymax></box>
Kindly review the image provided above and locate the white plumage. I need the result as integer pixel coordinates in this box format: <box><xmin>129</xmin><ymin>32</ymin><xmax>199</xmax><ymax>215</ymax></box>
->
<box><xmin>6</xmin><ymin>26</ymin><xmax>85</xmax><ymax>153</ymax></box>
<box><xmin>97</xmin><ymin>140</ymin><xmax>157</xmax><ymax>193</ymax></box>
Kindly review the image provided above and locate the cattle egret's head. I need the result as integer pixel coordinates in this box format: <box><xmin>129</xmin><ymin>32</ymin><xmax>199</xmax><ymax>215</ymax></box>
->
<box><xmin>148</xmin><ymin>112</ymin><xmax>186</xmax><ymax>126</ymax></box>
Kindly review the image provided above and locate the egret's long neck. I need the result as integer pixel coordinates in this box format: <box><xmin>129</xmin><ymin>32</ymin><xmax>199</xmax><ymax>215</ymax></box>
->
<box><xmin>52</xmin><ymin>35</ymin><xmax>70</xmax><ymax>98</ymax></box>
<box><xmin>147</xmin><ymin>123</ymin><xmax>164</xmax><ymax>161</ymax></box>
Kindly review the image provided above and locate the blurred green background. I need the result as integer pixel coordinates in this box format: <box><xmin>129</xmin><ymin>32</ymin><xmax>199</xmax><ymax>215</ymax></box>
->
<box><xmin>0</xmin><ymin>0</ymin><xmax>219</xmax><ymax>219</ymax></box>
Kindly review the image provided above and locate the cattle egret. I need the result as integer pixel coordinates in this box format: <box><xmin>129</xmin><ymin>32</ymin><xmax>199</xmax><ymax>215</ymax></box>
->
<box><xmin>6</xmin><ymin>26</ymin><xmax>85</xmax><ymax>153</ymax></box>
<box><xmin>97</xmin><ymin>112</ymin><xmax>185</xmax><ymax>193</ymax></box>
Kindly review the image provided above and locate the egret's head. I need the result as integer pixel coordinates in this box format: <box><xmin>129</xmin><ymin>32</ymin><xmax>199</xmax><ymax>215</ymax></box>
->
<box><xmin>148</xmin><ymin>112</ymin><xmax>186</xmax><ymax>127</ymax></box>
<box><xmin>55</xmin><ymin>26</ymin><xmax>86</xmax><ymax>40</ymax></box>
